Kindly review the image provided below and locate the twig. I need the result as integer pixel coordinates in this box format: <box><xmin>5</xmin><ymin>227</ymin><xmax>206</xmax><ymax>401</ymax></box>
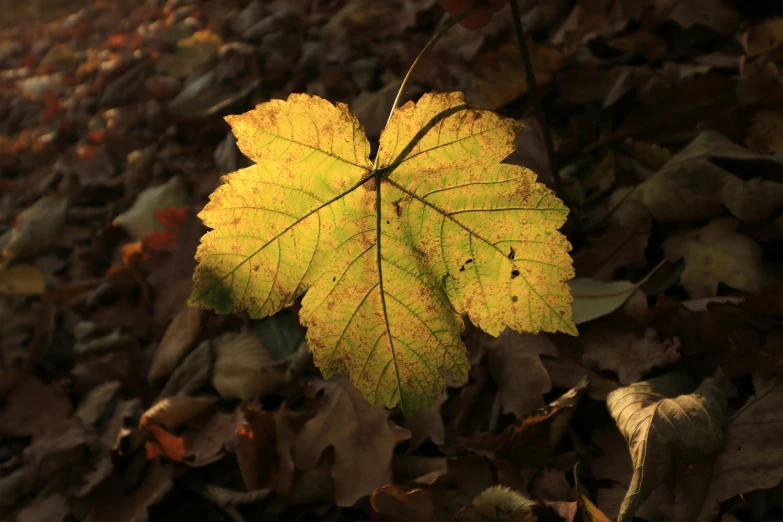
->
<box><xmin>508</xmin><ymin>0</ymin><xmax>569</xmax><ymax>206</ymax></box>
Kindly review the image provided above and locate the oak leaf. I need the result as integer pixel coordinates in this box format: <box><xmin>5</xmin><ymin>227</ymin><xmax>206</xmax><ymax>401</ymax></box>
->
<box><xmin>188</xmin><ymin>92</ymin><xmax>575</xmax><ymax>412</ymax></box>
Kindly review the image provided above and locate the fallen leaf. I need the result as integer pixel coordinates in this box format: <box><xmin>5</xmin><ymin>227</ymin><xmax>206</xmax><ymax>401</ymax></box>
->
<box><xmin>350</xmin><ymin>77</ymin><xmax>404</xmax><ymax>139</ymax></box>
<box><xmin>211</xmin><ymin>330</ymin><xmax>282</xmax><ymax>402</ymax></box>
<box><xmin>462</xmin><ymin>377</ymin><xmax>589</xmax><ymax>468</ymax></box>
<box><xmin>0</xmin><ymin>264</ymin><xmax>45</xmax><ymax>295</ymax></box>
<box><xmin>199</xmin><ymin>484</ymin><xmax>271</xmax><ymax>507</ymax></box>
<box><xmin>574</xmin><ymin>464</ymin><xmax>612</xmax><ymax>522</ymax></box>
<box><xmin>0</xmin><ymin>195</ymin><xmax>68</xmax><ymax>263</ymax></box>
<box><xmin>687</xmin><ymin>371</ymin><xmax>783</xmax><ymax>522</ymax></box>
<box><xmin>144</xmin><ymin>424</ymin><xmax>187</xmax><ymax>462</ymax></box>
<box><xmin>112</xmin><ymin>177</ymin><xmax>189</xmax><ymax>241</ymax></box>
<box><xmin>148</xmin><ymin>305</ymin><xmax>203</xmax><ymax>383</ymax></box>
<box><xmin>582</xmin><ymin>328</ymin><xmax>681</xmax><ymax>385</ymax></box>
<box><xmin>16</xmin><ymin>493</ymin><xmax>69</xmax><ymax>522</ymax></box>
<box><xmin>157</xmin><ymin>29</ymin><xmax>223</xmax><ymax>78</ymax></box>
<box><xmin>292</xmin><ymin>377</ymin><xmax>411</xmax><ymax>506</ymax></box>
<box><xmin>743</xmin><ymin>17</ymin><xmax>783</xmax><ymax>56</ymax></box>
<box><xmin>606</xmin><ymin>374</ymin><xmax>726</xmax><ymax>522</ymax></box>
<box><xmin>140</xmin><ymin>395</ymin><xmax>218</xmax><ymax>430</ymax></box>
<box><xmin>663</xmin><ymin>217</ymin><xmax>765</xmax><ymax>299</ymax></box>
<box><xmin>188</xmin><ymin>92</ymin><xmax>576</xmax><ymax>413</ymax></box>
<box><xmin>745</xmin><ymin>108</ymin><xmax>783</xmax><ymax>154</ymax></box>
<box><xmin>370</xmin><ymin>484</ymin><xmax>437</xmax><ymax>522</ymax></box>
<box><xmin>74</xmin><ymin>381</ymin><xmax>122</xmax><ymax>426</ymax></box>
<box><xmin>0</xmin><ymin>376</ymin><xmax>71</xmax><ymax>437</ymax></box>
<box><xmin>480</xmin><ymin>328</ymin><xmax>557</xmax><ymax>417</ymax></box>
<box><xmin>404</xmin><ymin>392</ymin><xmax>448</xmax><ymax>450</ymax></box>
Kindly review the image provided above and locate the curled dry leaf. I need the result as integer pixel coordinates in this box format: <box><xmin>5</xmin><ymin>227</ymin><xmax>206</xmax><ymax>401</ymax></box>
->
<box><xmin>0</xmin><ymin>264</ymin><xmax>45</xmax><ymax>295</ymax></box>
<box><xmin>582</xmin><ymin>328</ymin><xmax>681</xmax><ymax>385</ymax></box>
<box><xmin>0</xmin><ymin>195</ymin><xmax>68</xmax><ymax>263</ymax></box>
<box><xmin>148</xmin><ymin>305</ymin><xmax>203</xmax><ymax>383</ymax></box>
<box><xmin>211</xmin><ymin>330</ymin><xmax>282</xmax><ymax>402</ymax></box>
<box><xmin>292</xmin><ymin>377</ymin><xmax>411</xmax><ymax>507</ymax></box>
<box><xmin>140</xmin><ymin>395</ymin><xmax>218</xmax><ymax>430</ymax></box>
<box><xmin>742</xmin><ymin>17</ymin><xmax>783</xmax><ymax>56</ymax></box>
<box><xmin>606</xmin><ymin>374</ymin><xmax>726</xmax><ymax>522</ymax></box>
<box><xmin>663</xmin><ymin>217</ymin><xmax>765</xmax><ymax>299</ymax></box>
<box><xmin>574</xmin><ymin>464</ymin><xmax>613</xmax><ymax>522</ymax></box>
<box><xmin>157</xmin><ymin>339</ymin><xmax>212</xmax><ymax>399</ymax></box>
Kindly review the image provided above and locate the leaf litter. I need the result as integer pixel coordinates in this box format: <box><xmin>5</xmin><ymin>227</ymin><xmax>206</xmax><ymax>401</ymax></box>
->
<box><xmin>1</xmin><ymin>0</ymin><xmax>783</xmax><ymax>521</ymax></box>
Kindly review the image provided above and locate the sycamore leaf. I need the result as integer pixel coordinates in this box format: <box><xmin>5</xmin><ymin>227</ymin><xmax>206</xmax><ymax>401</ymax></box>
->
<box><xmin>188</xmin><ymin>92</ymin><xmax>575</xmax><ymax>413</ymax></box>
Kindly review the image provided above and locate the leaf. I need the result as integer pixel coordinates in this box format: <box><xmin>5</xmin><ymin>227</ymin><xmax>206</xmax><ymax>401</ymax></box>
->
<box><xmin>113</xmin><ymin>177</ymin><xmax>189</xmax><ymax>241</ymax></box>
<box><xmin>606</xmin><ymin>374</ymin><xmax>726</xmax><ymax>522</ymax></box>
<box><xmin>211</xmin><ymin>330</ymin><xmax>283</xmax><ymax>401</ymax></box>
<box><xmin>147</xmin><ymin>305</ymin><xmax>203</xmax><ymax>383</ymax></box>
<box><xmin>663</xmin><ymin>217</ymin><xmax>765</xmax><ymax>299</ymax></box>
<box><xmin>0</xmin><ymin>195</ymin><xmax>68</xmax><ymax>263</ymax></box>
<box><xmin>480</xmin><ymin>328</ymin><xmax>557</xmax><ymax>417</ymax></box>
<box><xmin>0</xmin><ymin>264</ymin><xmax>45</xmax><ymax>295</ymax></box>
<box><xmin>188</xmin><ymin>92</ymin><xmax>575</xmax><ymax>413</ymax></box>
<box><xmin>569</xmin><ymin>278</ymin><xmax>638</xmax><ymax>325</ymax></box>
<box><xmin>291</xmin><ymin>377</ymin><xmax>411</xmax><ymax>506</ymax></box>
<box><xmin>690</xmin><ymin>371</ymin><xmax>783</xmax><ymax>522</ymax></box>
<box><xmin>581</xmin><ymin>328</ymin><xmax>680</xmax><ymax>385</ymax></box>
<box><xmin>574</xmin><ymin>464</ymin><xmax>612</xmax><ymax>522</ymax></box>
<box><xmin>370</xmin><ymin>485</ymin><xmax>437</xmax><ymax>522</ymax></box>
<box><xmin>462</xmin><ymin>376</ymin><xmax>588</xmax><ymax>468</ymax></box>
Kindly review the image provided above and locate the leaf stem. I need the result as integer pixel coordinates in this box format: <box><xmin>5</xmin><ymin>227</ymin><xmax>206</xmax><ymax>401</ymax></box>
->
<box><xmin>507</xmin><ymin>0</ymin><xmax>569</xmax><ymax>206</ymax></box>
<box><xmin>373</xmin><ymin>0</ymin><xmax>488</xmax><ymax>170</ymax></box>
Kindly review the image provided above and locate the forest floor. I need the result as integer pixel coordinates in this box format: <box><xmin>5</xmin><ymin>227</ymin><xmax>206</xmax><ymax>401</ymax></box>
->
<box><xmin>1</xmin><ymin>0</ymin><xmax>783</xmax><ymax>521</ymax></box>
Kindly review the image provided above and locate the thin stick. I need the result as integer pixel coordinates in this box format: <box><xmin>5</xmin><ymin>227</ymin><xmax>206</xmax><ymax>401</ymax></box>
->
<box><xmin>508</xmin><ymin>0</ymin><xmax>569</xmax><ymax>205</ymax></box>
<box><xmin>374</xmin><ymin>0</ymin><xmax>487</xmax><ymax>169</ymax></box>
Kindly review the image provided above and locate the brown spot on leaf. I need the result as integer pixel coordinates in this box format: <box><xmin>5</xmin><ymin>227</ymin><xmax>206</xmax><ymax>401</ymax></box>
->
<box><xmin>511</xmin><ymin>269</ymin><xmax>520</xmax><ymax>278</ymax></box>
<box><xmin>508</xmin><ymin>247</ymin><xmax>516</xmax><ymax>260</ymax></box>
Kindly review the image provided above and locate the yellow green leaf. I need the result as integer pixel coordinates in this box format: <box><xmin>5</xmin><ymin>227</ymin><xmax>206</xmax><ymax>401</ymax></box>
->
<box><xmin>188</xmin><ymin>92</ymin><xmax>575</xmax><ymax>413</ymax></box>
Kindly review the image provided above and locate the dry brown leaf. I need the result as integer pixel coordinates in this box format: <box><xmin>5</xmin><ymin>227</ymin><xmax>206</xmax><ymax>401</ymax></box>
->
<box><xmin>743</xmin><ymin>17</ymin><xmax>783</xmax><ymax>56</ymax></box>
<box><xmin>140</xmin><ymin>395</ymin><xmax>218</xmax><ymax>430</ymax></box>
<box><xmin>200</xmin><ymin>484</ymin><xmax>271</xmax><ymax>507</ymax></box>
<box><xmin>112</xmin><ymin>177</ymin><xmax>188</xmax><ymax>241</ymax></box>
<box><xmin>157</xmin><ymin>29</ymin><xmax>223</xmax><ymax>78</ymax></box>
<box><xmin>235</xmin><ymin>406</ymin><xmax>278</xmax><ymax>490</ymax></box>
<box><xmin>685</xmin><ymin>371</ymin><xmax>783</xmax><ymax>522</ymax></box>
<box><xmin>607</xmin><ymin>375</ymin><xmax>725</xmax><ymax>522</ymax></box>
<box><xmin>0</xmin><ymin>376</ymin><xmax>71</xmax><ymax>437</ymax></box>
<box><xmin>0</xmin><ymin>264</ymin><xmax>45</xmax><ymax>295</ymax></box>
<box><xmin>157</xmin><ymin>339</ymin><xmax>212</xmax><ymax>399</ymax></box>
<box><xmin>84</xmin><ymin>459</ymin><xmax>172</xmax><ymax>522</ymax></box>
<box><xmin>664</xmin><ymin>217</ymin><xmax>765</xmax><ymax>298</ymax></box>
<box><xmin>148</xmin><ymin>305</ymin><xmax>203</xmax><ymax>383</ymax></box>
<box><xmin>582</xmin><ymin>328</ymin><xmax>680</xmax><ymax>385</ymax></box>
<box><xmin>462</xmin><ymin>377</ymin><xmax>589</xmax><ymax>468</ymax></box>
<box><xmin>211</xmin><ymin>330</ymin><xmax>282</xmax><ymax>402</ymax></box>
<box><xmin>16</xmin><ymin>493</ymin><xmax>69</xmax><ymax>522</ymax></box>
<box><xmin>181</xmin><ymin>409</ymin><xmax>236</xmax><ymax>467</ymax></box>
<box><xmin>0</xmin><ymin>195</ymin><xmax>68</xmax><ymax>262</ymax></box>
<box><xmin>74</xmin><ymin>381</ymin><xmax>121</xmax><ymax>426</ymax></box>
<box><xmin>746</xmin><ymin>108</ymin><xmax>783</xmax><ymax>154</ymax></box>
<box><xmin>482</xmin><ymin>328</ymin><xmax>557</xmax><ymax>417</ymax></box>
<box><xmin>292</xmin><ymin>377</ymin><xmax>411</xmax><ymax>506</ymax></box>
<box><xmin>404</xmin><ymin>392</ymin><xmax>448</xmax><ymax>450</ymax></box>
<box><xmin>370</xmin><ymin>484</ymin><xmax>437</xmax><ymax>522</ymax></box>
